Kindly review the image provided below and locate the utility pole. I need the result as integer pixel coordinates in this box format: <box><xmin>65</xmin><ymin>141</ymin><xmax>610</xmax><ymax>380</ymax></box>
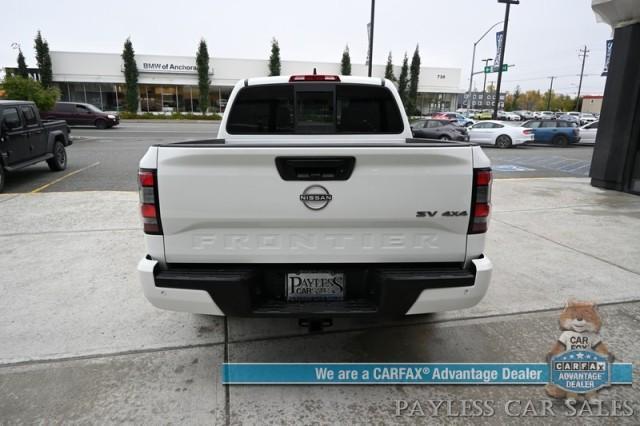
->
<box><xmin>576</xmin><ymin>45</ymin><xmax>589</xmax><ymax>111</ymax></box>
<box><xmin>493</xmin><ymin>0</ymin><xmax>519</xmax><ymax>119</ymax></box>
<box><xmin>367</xmin><ymin>0</ymin><xmax>375</xmax><ymax>77</ymax></box>
<box><xmin>546</xmin><ymin>76</ymin><xmax>555</xmax><ymax>110</ymax></box>
<box><xmin>481</xmin><ymin>58</ymin><xmax>493</xmax><ymax>109</ymax></box>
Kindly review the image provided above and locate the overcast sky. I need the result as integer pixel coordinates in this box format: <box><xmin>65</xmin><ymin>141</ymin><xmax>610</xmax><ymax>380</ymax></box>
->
<box><xmin>1</xmin><ymin>0</ymin><xmax>612</xmax><ymax>95</ymax></box>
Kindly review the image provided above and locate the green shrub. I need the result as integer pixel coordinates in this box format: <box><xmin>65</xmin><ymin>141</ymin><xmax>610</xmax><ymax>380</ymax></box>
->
<box><xmin>1</xmin><ymin>75</ymin><xmax>59</xmax><ymax>111</ymax></box>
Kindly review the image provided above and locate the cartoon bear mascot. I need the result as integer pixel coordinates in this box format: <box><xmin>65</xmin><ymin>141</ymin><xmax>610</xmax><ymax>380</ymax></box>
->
<box><xmin>545</xmin><ymin>300</ymin><xmax>614</xmax><ymax>402</ymax></box>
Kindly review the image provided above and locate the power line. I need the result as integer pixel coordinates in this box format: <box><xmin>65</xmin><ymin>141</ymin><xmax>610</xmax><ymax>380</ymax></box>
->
<box><xmin>502</xmin><ymin>73</ymin><xmax>599</xmax><ymax>83</ymax></box>
<box><xmin>493</xmin><ymin>62</ymin><xmax>597</xmax><ymax>78</ymax></box>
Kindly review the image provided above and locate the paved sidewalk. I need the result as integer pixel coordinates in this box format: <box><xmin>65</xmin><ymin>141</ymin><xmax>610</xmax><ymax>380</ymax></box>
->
<box><xmin>1</xmin><ymin>178</ymin><xmax>639</xmax><ymax>423</ymax></box>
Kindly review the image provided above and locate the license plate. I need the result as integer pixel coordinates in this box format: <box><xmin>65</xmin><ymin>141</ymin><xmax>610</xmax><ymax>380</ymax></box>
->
<box><xmin>286</xmin><ymin>271</ymin><xmax>345</xmax><ymax>301</ymax></box>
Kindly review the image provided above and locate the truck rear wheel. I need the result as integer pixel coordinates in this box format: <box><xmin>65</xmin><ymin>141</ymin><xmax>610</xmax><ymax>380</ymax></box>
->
<box><xmin>47</xmin><ymin>141</ymin><xmax>67</xmax><ymax>171</ymax></box>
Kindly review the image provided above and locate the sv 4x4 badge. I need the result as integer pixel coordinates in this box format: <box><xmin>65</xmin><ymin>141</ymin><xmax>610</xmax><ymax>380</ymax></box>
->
<box><xmin>416</xmin><ymin>210</ymin><xmax>468</xmax><ymax>218</ymax></box>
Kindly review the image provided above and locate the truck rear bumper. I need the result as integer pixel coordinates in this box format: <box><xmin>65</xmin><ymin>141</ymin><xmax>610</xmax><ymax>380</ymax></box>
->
<box><xmin>137</xmin><ymin>256</ymin><xmax>492</xmax><ymax>317</ymax></box>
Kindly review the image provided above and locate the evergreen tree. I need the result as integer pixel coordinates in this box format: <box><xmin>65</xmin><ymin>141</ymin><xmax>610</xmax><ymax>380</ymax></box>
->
<box><xmin>340</xmin><ymin>45</ymin><xmax>351</xmax><ymax>76</ymax></box>
<box><xmin>397</xmin><ymin>53</ymin><xmax>409</xmax><ymax>109</ymax></box>
<box><xmin>384</xmin><ymin>52</ymin><xmax>395</xmax><ymax>82</ymax></box>
<box><xmin>269</xmin><ymin>38</ymin><xmax>281</xmax><ymax>76</ymax></box>
<box><xmin>408</xmin><ymin>45</ymin><xmax>421</xmax><ymax>115</ymax></box>
<box><xmin>121</xmin><ymin>38</ymin><xmax>139</xmax><ymax>113</ymax></box>
<box><xmin>510</xmin><ymin>85</ymin><xmax>521</xmax><ymax>110</ymax></box>
<box><xmin>34</xmin><ymin>31</ymin><xmax>53</xmax><ymax>88</ymax></box>
<box><xmin>196</xmin><ymin>39</ymin><xmax>211</xmax><ymax>114</ymax></box>
<box><xmin>17</xmin><ymin>50</ymin><xmax>28</xmax><ymax>78</ymax></box>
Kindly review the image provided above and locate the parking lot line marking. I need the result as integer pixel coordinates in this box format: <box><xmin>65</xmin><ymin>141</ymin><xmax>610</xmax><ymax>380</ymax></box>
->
<box><xmin>562</xmin><ymin>163</ymin><xmax>591</xmax><ymax>173</ymax></box>
<box><xmin>30</xmin><ymin>162</ymin><xmax>101</xmax><ymax>194</ymax></box>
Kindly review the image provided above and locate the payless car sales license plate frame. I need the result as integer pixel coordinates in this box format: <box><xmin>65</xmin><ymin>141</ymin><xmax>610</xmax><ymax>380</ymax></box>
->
<box><xmin>286</xmin><ymin>271</ymin><xmax>345</xmax><ymax>302</ymax></box>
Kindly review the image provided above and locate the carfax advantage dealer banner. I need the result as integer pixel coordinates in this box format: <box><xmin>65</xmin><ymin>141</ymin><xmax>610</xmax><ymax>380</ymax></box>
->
<box><xmin>222</xmin><ymin>362</ymin><xmax>632</xmax><ymax>385</ymax></box>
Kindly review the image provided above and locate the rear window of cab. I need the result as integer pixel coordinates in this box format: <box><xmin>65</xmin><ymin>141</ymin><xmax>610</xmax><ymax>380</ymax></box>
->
<box><xmin>226</xmin><ymin>84</ymin><xmax>404</xmax><ymax>134</ymax></box>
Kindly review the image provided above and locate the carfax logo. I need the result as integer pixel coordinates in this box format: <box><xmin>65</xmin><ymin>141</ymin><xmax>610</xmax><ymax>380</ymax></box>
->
<box><xmin>550</xmin><ymin>350</ymin><xmax>609</xmax><ymax>394</ymax></box>
<box><xmin>545</xmin><ymin>300</ymin><xmax>615</xmax><ymax>402</ymax></box>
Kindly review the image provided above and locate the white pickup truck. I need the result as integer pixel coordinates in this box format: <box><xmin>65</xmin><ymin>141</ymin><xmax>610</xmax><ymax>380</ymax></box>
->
<box><xmin>137</xmin><ymin>74</ymin><xmax>493</xmax><ymax>325</ymax></box>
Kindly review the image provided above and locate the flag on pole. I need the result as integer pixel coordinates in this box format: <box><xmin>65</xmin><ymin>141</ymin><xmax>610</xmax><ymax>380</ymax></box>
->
<box><xmin>493</xmin><ymin>31</ymin><xmax>504</xmax><ymax>72</ymax></box>
<box><xmin>601</xmin><ymin>39</ymin><xmax>613</xmax><ymax>76</ymax></box>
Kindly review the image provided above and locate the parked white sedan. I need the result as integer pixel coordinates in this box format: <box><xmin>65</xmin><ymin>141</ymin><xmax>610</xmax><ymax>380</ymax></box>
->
<box><xmin>468</xmin><ymin>120</ymin><xmax>534</xmax><ymax>148</ymax></box>
<box><xmin>580</xmin><ymin>121</ymin><xmax>598</xmax><ymax>144</ymax></box>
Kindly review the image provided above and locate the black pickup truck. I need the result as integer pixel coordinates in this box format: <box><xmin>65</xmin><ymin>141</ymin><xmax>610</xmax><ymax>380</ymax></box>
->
<box><xmin>0</xmin><ymin>100</ymin><xmax>71</xmax><ymax>192</ymax></box>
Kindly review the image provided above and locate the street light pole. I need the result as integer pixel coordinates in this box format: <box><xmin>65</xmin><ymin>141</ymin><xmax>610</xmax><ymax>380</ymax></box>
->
<box><xmin>367</xmin><ymin>0</ymin><xmax>375</xmax><ymax>77</ymax></box>
<box><xmin>465</xmin><ymin>21</ymin><xmax>503</xmax><ymax>110</ymax></box>
<box><xmin>492</xmin><ymin>0</ymin><xmax>519</xmax><ymax>119</ymax></box>
<box><xmin>481</xmin><ymin>58</ymin><xmax>493</xmax><ymax>109</ymax></box>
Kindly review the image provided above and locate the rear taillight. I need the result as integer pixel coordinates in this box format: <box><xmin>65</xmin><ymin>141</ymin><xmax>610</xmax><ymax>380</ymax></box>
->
<box><xmin>469</xmin><ymin>168</ymin><xmax>492</xmax><ymax>234</ymax></box>
<box><xmin>138</xmin><ymin>169</ymin><xmax>162</xmax><ymax>235</ymax></box>
<box><xmin>523</xmin><ymin>129</ymin><xmax>533</xmax><ymax>135</ymax></box>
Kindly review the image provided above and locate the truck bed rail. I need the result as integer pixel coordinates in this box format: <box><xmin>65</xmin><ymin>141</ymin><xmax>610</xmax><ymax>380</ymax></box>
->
<box><xmin>156</xmin><ymin>138</ymin><xmax>475</xmax><ymax>148</ymax></box>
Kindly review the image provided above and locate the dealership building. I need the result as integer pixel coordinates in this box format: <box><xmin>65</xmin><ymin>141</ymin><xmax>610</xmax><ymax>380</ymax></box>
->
<box><xmin>47</xmin><ymin>51</ymin><xmax>463</xmax><ymax>113</ymax></box>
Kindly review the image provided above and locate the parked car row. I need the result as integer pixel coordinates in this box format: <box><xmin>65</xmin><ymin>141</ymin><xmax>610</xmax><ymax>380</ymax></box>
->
<box><xmin>458</xmin><ymin>108</ymin><xmax>599</xmax><ymax>126</ymax></box>
<box><xmin>510</xmin><ymin>110</ymin><xmax>598</xmax><ymax>125</ymax></box>
<box><xmin>411</xmin><ymin>117</ymin><xmax>591</xmax><ymax>149</ymax></box>
<box><xmin>455</xmin><ymin>109</ymin><xmax>521</xmax><ymax>121</ymax></box>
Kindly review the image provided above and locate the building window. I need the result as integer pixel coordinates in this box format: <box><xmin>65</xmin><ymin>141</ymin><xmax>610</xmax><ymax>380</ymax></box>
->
<box><xmin>56</xmin><ymin>82</ymin><xmax>124</xmax><ymax>111</ymax></box>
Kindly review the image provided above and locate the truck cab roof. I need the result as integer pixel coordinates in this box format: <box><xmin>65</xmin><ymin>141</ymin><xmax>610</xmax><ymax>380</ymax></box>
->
<box><xmin>244</xmin><ymin>75</ymin><xmax>389</xmax><ymax>87</ymax></box>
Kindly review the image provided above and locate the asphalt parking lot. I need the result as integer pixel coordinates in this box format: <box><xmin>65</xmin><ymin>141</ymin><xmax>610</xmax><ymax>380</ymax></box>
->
<box><xmin>1</xmin><ymin>122</ymin><xmax>638</xmax><ymax>424</ymax></box>
<box><xmin>2</xmin><ymin>121</ymin><xmax>595</xmax><ymax>194</ymax></box>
